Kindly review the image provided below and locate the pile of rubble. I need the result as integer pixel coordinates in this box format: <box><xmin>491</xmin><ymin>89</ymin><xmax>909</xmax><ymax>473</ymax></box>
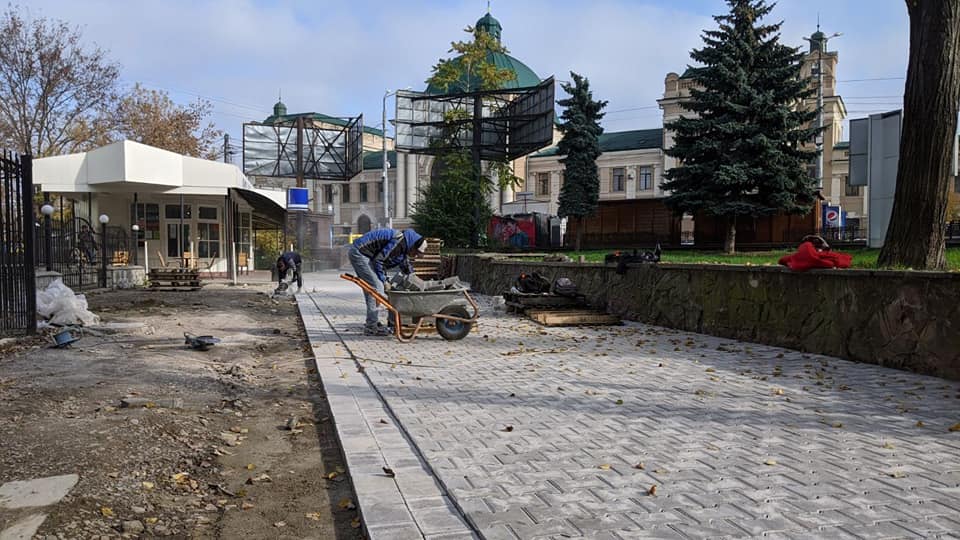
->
<box><xmin>388</xmin><ymin>273</ymin><xmax>469</xmax><ymax>292</ymax></box>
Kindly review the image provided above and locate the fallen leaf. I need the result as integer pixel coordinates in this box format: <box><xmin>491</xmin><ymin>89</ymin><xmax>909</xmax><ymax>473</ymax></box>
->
<box><xmin>653</xmin><ymin>468</ymin><xmax>668</xmax><ymax>474</ymax></box>
<box><xmin>915</xmin><ymin>421</ymin><xmax>925</xmax><ymax>427</ymax></box>
<box><xmin>832</xmin><ymin>422</ymin><xmax>844</xmax><ymax>428</ymax></box>
<box><xmin>246</xmin><ymin>463</ymin><xmax>255</xmax><ymax>470</ymax></box>
<box><xmin>598</xmin><ymin>464</ymin><xmax>611</xmax><ymax>470</ymax></box>
<box><xmin>172</xmin><ymin>472</ymin><xmax>190</xmax><ymax>484</ymax></box>
<box><xmin>949</xmin><ymin>423</ymin><xmax>960</xmax><ymax>432</ymax></box>
<box><xmin>881</xmin><ymin>442</ymin><xmax>895</xmax><ymax>450</ymax></box>
<box><xmin>647</xmin><ymin>485</ymin><xmax>657</xmax><ymax>496</ymax></box>
<box><xmin>889</xmin><ymin>470</ymin><xmax>907</xmax><ymax>478</ymax></box>
<box><xmin>241</xmin><ymin>502</ymin><xmax>254</xmax><ymax>510</ymax></box>
<box><xmin>305</xmin><ymin>512</ymin><xmax>323</xmax><ymax>521</ymax></box>
<box><xmin>705</xmin><ymin>368</ymin><xmax>716</xmax><ymax>373</ymax></box>
<box><xmin>145</xmin><ymin>517</ymin><xmax>158</xmax><ymax>524</ymax></box>
<box><xmin>773</xmin><ymin>388</ymin><xmax>785</xmax><ymax>396</ymax></box>
<box><xmin>633</xmin><ymin>462</ymin><xmax>645</xmax><ymax>470</ymax></box>
<box><xmin>326</xmin><ymin>472</ymin><xmax>338</xmax><ymax>480</ymax></box>
<box><xmin>615</xmin><ymin>399</ymin><xmax>624</xmax><ymax>405</ymax></box>
<box><xmin>274</xmin><ymin>521</ymin><xmax>286</xmax><ymax>528</ymax></box>
<box><xmin>379</xmin><ymin>419</ymin><xmax>388</xmax><ymax>424</ymax></box>
<box><xmin>141</xmin><ymin>481</ymin><xmax>155</xmax><ymax>490</ymax></box>
<box><xmin>382</xmin><ymin>467</ymin><xmax>395</xmax><ymax>478</ymax></box>
<box><xmin>100</xmin><ymin>507</ymin><xmax>114</xmax><ymax>517</ymax></box>
<box><xmin>502</xmin><ymin>425</ymin><xmax>514</xmax><ymax>432</ymax></box>
<box><xmin>764</xmin><ymin>459</ymin><xmax>778</xmax><ymax>466</ymax></box>
<box><xmin>351</xmin><ymin>518</ymin><xmax>361</xmax><ymax>529</ymax></box>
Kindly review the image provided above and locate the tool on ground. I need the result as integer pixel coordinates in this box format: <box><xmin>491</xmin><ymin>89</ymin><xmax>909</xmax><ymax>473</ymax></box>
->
<box><xmin>340</xmin><ymin>273</ymin><xmax>479</xmax><ymax>343</ymax></box>
<box><xmin>184</xmin><ymin>332</ymin><xmax>220</xmax><ymax>351</ymax></box>
<box><xmin>51</xmin><ymin>328</ymin><xmax>81</xmax><ymax>348</ymax></box>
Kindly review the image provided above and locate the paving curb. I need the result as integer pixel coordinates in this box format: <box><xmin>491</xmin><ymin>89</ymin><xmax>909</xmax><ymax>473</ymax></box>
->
<box><xmin>298</xmin><ymin>292</ymin><xmax>478</xmax><ymax>539</ymax></box>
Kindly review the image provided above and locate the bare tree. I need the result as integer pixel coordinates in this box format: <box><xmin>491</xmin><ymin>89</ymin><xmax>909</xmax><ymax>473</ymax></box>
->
<box><xmin>0</xmin><ymin>6</ymin><xmax>120</xmax><ymax>157</ymax></box>
<box><xmin>116</xmin><ymin>83</ymin><xmax>222</xmax><ymax>159</ymax></box>
<box><xmin>878</xmin><ymin>0</ymin><xmax>960</xmax><ymax>269</ymax></box>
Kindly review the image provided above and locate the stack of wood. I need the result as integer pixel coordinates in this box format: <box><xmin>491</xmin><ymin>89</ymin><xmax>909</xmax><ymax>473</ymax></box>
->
<box><xmin>412</xmin><ymin>237</ymin><xmax>443</xmax><ymax>279</ymax></box>
<box><xmin>502</xmin><ymin>291</ymin><xmax>621</xmax><ymax>327</ymax></box>
<box><xmin>148</xmin><ymin>269</ymin><xmax>203</xmax><ymax>291</ymax></box>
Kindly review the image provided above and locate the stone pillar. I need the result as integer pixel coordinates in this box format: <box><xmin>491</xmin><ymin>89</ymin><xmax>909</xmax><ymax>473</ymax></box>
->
<box><xmin>626</xmin><ymin>166</ymin><xmax>638</xmax><ymax>199</ymax></box>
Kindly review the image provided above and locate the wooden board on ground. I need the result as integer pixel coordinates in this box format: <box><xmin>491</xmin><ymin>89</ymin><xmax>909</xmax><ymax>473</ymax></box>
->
<box><xmin>526</xmin><ymin>309</ymin><xmax>621</xmax><ymax>327</ymax></box>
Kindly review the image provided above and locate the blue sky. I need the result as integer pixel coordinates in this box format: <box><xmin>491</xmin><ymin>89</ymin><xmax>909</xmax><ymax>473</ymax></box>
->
<box><xmin>26</xmin><ymin>0</ymin><xmax>909</xmax><ymax>159</ymax></box>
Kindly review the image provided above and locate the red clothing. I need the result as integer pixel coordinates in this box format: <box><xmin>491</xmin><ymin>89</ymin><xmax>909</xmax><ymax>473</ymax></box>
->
<box><xmin>778</xmin><ymin>242</ymin><xmax>852</xmax><ymax>272</ymax></box>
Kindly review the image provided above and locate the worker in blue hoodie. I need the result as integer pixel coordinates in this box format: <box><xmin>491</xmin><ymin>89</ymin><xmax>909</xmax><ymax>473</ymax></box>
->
<box><xmin>348</xmin><ymin>228</ymin><xmax>427</xmax><ymax>335</ymax></box>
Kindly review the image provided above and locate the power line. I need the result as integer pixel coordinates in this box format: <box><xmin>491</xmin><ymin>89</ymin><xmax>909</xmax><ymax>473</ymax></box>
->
<box><xmin>837</xmin><ymin>77</ymin><xmax>905</xmax><ymax>83</ymax></box>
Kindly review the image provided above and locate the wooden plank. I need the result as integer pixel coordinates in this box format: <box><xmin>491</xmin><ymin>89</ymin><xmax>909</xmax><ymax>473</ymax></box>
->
<box><xmin>503</xmin><ymin>295</ymin><xmax>584</xmax><ymax>309</ymax></box>
<box><xmin>526</xmin><ymin>309</ymin><xmax>604</xmax><ymax>318</ymax></box>
<box><xmin>532</xmin><ymin>312</ymin><xmax>621</xmax><ymax>326</ymax></box>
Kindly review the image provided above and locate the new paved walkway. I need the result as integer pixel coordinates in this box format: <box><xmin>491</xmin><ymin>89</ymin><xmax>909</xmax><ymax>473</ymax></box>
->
<box><xmin>297</xmin><ymin>270</ymin><xmax>960</xmax><ymax>540</ymax></box>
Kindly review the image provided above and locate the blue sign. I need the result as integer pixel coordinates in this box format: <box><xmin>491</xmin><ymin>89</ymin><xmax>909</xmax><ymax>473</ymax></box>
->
<box><xmin>823</xmin><ymin>205</ymin><xmax>844</xmax><ymax>228</ymax></box>
<box><xmin>287</xmin><ymin>188</ymin><xmax>309</xmax><ymax>212</ymax></box>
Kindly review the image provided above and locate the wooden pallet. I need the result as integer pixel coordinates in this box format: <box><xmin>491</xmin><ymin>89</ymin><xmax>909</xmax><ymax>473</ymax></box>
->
<box><xmin>149</xmin><ymin>269</ymin><xmax>203</xmax><ymax>291</ymax></box>
<box><xmin>413</xmin><ymin>237</ymin><xmax>443</xmax><ymax>279</ymax></box>
<box><xmin>526</xmin><ymin>309</ymin><xmax>621</xmax><ymax>327</ymax></box>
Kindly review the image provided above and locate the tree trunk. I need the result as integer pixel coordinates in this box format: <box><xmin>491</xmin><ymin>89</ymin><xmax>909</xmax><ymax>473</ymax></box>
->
<box><xmin>878</xmin><ymin>0</ymin><xmax>960</xmax><ymax>269</ymax></box>
<box><xmin>575</xmin><ymin>216</ymin><xmax>584</xmax><ymax>252</ymax></box>
<box><xmin>723</xmin><ymin>216</ymin><xmax>737</xmax><ymax>254</ymax></box>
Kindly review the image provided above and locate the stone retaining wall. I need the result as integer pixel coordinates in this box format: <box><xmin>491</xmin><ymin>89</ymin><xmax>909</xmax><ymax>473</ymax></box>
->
<box><xmin>455</xmin><ymin>255</ymin><xmax>960</xmax><ymax>380</ymax></box>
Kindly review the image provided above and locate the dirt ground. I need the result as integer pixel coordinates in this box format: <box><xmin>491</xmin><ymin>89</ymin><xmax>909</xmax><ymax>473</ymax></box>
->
<box><xmin>0</xmin><ymin>283</ymin><xmax>363</xmax><ymax>539</ymax></box>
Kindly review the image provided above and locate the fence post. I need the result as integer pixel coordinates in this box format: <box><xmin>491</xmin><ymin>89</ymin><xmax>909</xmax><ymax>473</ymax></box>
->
<box><xmin>20</xmin><ymin>154</ymin><xmax>37</xmax><ymax>334</ymax></box>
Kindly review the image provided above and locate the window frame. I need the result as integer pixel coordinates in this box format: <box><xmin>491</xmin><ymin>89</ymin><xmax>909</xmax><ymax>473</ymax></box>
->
<box><xmin>639</xmin><ymin>167</ymin><xmax>653</xmax><ymax>191</ymax></box>
<box><xmin>611</xmin><ymin>168</ymin><xmax>625</xmax><ymax>192</ymax></box>
<box><xmin>535</xmin><ymin>172</ymin><xmax>550</xmax><ymax>196</ymax></box>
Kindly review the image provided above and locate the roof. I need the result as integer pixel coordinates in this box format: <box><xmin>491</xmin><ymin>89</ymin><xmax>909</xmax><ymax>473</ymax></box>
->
<box><xmin>425</xmin><ymin>11</ymin><xmax>540</xmax><ymax>95</ymax></box>
<box><xmin>362</xmin><ymin>150</ymin><xmax>396</xmax><ymax>170</ymax></box>
<box><xmin>262</xmin><ymin>110</ymin><xmax>384</xmax><ymax>138</ymax></box>
<box><xmin>529</xmin><ymin>128</ymin><xmax>664</xmax><ymax>158</ymax></box>
<box><xmin>425</xmin><ymin>51</ymin><xmax>541</xmax><ymax>95</ymax></box>
<box><xmin>680</xmin><ymin>67</ymin><xmax>703</xmax><ymax>79</ymax></box>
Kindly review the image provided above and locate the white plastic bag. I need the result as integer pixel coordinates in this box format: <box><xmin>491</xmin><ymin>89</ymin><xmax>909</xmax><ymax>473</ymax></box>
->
<box><xmin>36</xmin><ymin>278</ymin><xmax>100</xmax><ymax>326</ymax></box>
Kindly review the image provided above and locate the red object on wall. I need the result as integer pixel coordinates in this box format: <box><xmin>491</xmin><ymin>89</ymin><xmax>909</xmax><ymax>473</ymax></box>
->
<box><xmin>778</xmin><ymin>241</ymin><xmax>852</xmax><ymax>272</ymax></box>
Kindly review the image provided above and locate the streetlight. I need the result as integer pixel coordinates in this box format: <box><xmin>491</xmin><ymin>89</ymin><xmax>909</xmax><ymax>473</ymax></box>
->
<box><xmin>803</xmin><ymin>29</ymin><xmax>842</xmax><ymax>191</ymax></box>
<box><xmin>383</xmin><ymin>87</ymin><xmax>412</xmax><ymax>230</ymax></box>
<box><xmin>132</xmin><ymin>224</ymin><xmax>140</xmax><ymax>265</ymax></box>
<box><xmin>40</xmin><ymin>203</ymin><xmax>54</xmax><ymax>271</ymax></box>
<box><xmin>98</xmin><ymin>214</ymin><xmax>109</xmax><ymax>286</ymax></box>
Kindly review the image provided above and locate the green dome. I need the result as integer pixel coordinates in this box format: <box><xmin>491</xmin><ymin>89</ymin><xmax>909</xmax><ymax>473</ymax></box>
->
<box><xmin>425</xmin><ymin>12</ymin><xmax>540</xmax><ymax>95</ymax></box>
<box><xmin>476</xmin><ymin>13</ymin><xmax>501</xmax><ymax>42</ymax></box>
<box><xmin>272</xmin><ymin>100</ymin><xmax>287</xmax><ymax>117</ymax></box>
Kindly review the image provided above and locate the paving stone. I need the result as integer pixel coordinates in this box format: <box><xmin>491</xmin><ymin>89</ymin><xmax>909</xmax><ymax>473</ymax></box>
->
<box><xmin>299</xmin><ymin>271</ymin><xmax>960</xmax><ymax>540</ymax></box>
<box><xmin>0</xmin><ymin>513</ymin><xmax>47</xmax><ymax>540</ymax></box>
<box><xmin>0</xmin><ymin>474</ymin><xmax>79</xmax><ymax>509</ymax></box>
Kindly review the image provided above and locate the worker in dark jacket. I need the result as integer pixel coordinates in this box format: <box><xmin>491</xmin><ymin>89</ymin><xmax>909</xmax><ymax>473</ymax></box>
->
<box><xmin>348</xmin><ymin>228</ymin><xmax>426</xmax><ymax>335</ymax></box>
<box><xmin>276</xmin><ymin>251</ymin><xmax>303</xmax><ymax>291</ymax></box>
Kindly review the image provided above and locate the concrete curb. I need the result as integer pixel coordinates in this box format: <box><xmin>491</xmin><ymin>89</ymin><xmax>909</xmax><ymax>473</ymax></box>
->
<box><xmin>297</xmin><ymin>292</ymin><xmax>478</xmax><ymax>540</ymax></box>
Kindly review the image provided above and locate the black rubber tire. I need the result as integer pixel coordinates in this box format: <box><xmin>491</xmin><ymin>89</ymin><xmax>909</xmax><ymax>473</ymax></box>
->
<box><xmin>436</xmin><ymin>305</ymin><xmax>472</xmax><ymax>341</ymax></box>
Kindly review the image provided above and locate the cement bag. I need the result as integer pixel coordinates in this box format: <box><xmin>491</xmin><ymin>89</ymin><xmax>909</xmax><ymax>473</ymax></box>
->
<box><xmin>36</xmin><ymin>278</ymin><xmax>100</xmax><ymax>326</ymax></box>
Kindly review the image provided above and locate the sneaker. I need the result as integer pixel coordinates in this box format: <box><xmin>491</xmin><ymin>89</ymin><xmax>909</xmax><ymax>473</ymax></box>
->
<box><xmin>363</xmin><ymin>324</ymin><xmax>391</xmax><ymax>336</ymax></box>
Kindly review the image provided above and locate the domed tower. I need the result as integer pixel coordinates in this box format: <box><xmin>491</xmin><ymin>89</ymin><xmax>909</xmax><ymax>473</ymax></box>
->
<box><xmin>424</xmin><ymin>10</ymin><xmax>540</xmax><ymax>95</ymax></box>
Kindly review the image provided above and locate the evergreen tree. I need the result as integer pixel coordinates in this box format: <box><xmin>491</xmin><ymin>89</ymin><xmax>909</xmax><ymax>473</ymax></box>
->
<box><xmin>556</xmin><ymin>72</ymin><xmax>607</xmax><ymax>252</ymax></box>
<box><xmin>662</xmin><ymin>0</ymin><xmax>817</xmax><ymax>253</ymax></box>
<box><xmin>413</xmin><ymin>25</ymin><xmax>520</xmax><ymax>248</ymax></box>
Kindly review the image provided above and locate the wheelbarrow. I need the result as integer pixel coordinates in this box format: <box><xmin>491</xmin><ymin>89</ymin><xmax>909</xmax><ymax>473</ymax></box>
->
<box><xmin>340</xmin><ymin>274</ymin><xmax>479</xmax><ymax>342</ymax></box>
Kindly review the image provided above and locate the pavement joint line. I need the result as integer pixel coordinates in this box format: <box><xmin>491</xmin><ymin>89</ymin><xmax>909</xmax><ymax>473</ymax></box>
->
<box><xmin>300</xmin><ymin>290</ymin><xmax>480</xmax><ymax>539</ymax></box>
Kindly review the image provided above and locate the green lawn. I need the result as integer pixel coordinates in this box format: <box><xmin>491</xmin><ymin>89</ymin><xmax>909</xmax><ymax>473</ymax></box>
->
<box><xmin>535</xmin><ymin>247</ymin><xmax>960</xmax><ymax>271</ymax></box>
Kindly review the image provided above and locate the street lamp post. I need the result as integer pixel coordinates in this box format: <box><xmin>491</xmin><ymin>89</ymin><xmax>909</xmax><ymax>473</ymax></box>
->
<box><xmin>132</xmin><ymin>224</ymin><xmax>140</xmax><ymax>265</ymax></box>
<box><xmin>40</xmin><ymin>202</ymin><xmax>54</xmax><ymax>271</ymax></box>
<box><xmin>99</xmin><ymin>214</ymin><xmax>109</xmax><ymax>288</ymax></box>
<box><xmin>382</xmin><ymin>87</ymin><xmax>411</xmax><ymax>230</ymax></box>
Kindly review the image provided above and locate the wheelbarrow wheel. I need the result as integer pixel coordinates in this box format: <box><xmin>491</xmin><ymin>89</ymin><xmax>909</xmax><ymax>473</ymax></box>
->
<box><xmin>436</xmin><ymin>305</ymin><xmax>472</xmax><ymax>341</ymax></box>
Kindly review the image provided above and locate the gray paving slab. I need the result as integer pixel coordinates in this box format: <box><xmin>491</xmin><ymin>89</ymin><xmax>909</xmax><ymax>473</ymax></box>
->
<box><xmin>298</xmin><ymin>270</ymin><xmax>960</xmax><ymax>539</ymax></box>
<box><xmin>0</xmin><ymin>474</ymin><xmax>79</xmax><ymax>509</ymax></box>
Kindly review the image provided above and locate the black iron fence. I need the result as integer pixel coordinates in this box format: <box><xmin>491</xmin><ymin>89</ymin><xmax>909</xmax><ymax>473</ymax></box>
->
<box><xmin>34</xmin><ymin>217</ymin><xmax>134</xmax><ymax>290</ymax></box>
<box><xmin>0</xmin><ymin>152</ymin><xmax>36</xmax><ymax>336</ymax></box>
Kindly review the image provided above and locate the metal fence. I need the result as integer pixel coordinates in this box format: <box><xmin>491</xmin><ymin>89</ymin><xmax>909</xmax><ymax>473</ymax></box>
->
<box><xmin>0</xmin><ymin>152</ymin><xmax>36</xmax><ymax>336</ymax></box>
<box><xmin>35</xmin><ymin>216</ymin><xmax>133</xmax><ymax>290</ymax></box>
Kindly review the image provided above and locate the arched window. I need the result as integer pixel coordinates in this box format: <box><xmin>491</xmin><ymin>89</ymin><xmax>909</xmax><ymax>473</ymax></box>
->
<box><xmin>357</xmin><ymin>214</ymin><xmax>372</xmax><ymax>233</ymax></box>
